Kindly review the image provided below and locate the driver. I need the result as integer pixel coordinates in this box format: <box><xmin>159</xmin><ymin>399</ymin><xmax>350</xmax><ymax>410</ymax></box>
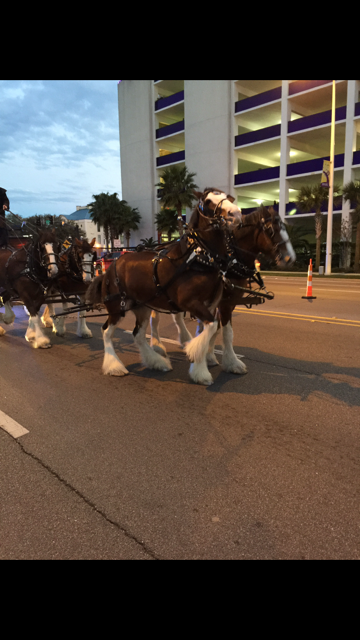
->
<box><xmin>0</xmin><ymin>187</ymin><xmax>10</xmax><ymax>249</ymax></box>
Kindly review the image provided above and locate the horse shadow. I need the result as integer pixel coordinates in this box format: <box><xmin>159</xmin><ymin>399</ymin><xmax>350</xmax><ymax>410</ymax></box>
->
<box><xmin>77</xmin><ymin>321</ymin><xmax>360</xmax><ymax>407</ymax></box>
<box><xmin>7</xmin><ymin>307</ymin><xmax>360</xmax><ymax>408</ymax></box>
<box><xmin>203</xmin><ymin>345</ymin><xmax>360</xmax><ymax>407</ymax></box>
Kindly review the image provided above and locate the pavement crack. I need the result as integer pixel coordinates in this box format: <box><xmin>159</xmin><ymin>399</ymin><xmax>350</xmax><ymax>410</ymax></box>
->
<box><xmin>13</xmin><ymin>436</ymin><xmax>159</xmax><ymax>560</ymax></box>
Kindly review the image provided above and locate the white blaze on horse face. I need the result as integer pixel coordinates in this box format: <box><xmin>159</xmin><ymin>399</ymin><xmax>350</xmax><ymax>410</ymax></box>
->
<box><xmin>279</xmin><ymin>228</ymin><xmax>296</xmax><ymax>266</ymax></box>
<box><xmin>208</xmin><ymin>191</ymin><xmax>242</xmax><ymax>228</ymax></box>
<box><xmin>82</xmin><ymin>253</ymin><xmax>93</xmax><ymax>282</ymax></box>
<box><xmin>44</xmin><ymin>243</ymin><xmax>58</xmax><ymax>277</ymax></box>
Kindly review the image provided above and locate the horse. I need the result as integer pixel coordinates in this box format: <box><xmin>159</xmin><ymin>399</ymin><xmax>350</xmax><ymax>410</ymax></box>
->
<box><xmin>41</xmin><ymin>237</ymin><xmax>96</xmax><ymax>338</ymax></box>
<box><xmin>149</xmin><ymin>205</ymin><xmax>296</xmax><ymax>378</ymax></box>
<box><xmin>0</xmin><ymin>229</ymin><xmax>59</xmax><ymax>347</ymax></box>
<box><xmin>86</xmin><ymin>188</ymin><xmax>243</xmax><ymax>385</ymax></box>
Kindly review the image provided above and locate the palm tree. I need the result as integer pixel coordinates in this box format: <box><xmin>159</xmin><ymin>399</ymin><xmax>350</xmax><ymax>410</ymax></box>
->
<box><xmin>296</xmin><ymin>184</ymin><xmax>341</xmax><ymax>270</ymax></box>
<box><xmin>342</xmin><ymin>180</ymin><xmax>360</xmax><ymax>272</ymax></box>
<box><xmin>119</xmin><ymin>203</ymin><xmax>142</xmax><ymax>248</ymax></box>
<box><xmin>140</xmin><ymin>237</ymin><xmax>158</xmax><ymax>249</ymax></box>
<box><xmin>88</xmin><ymin>192</ymin><xmax>121</xmax><ymax>251</ymax></box>
<box><xmin>155</xmin><ymin>165</ymin><xmax>198</xmax><ymax>235</ymax></box>
<box><xmin>155</xmin><ymin>208</ymin><xmax>178</xmax><ymax>242</ymax></box>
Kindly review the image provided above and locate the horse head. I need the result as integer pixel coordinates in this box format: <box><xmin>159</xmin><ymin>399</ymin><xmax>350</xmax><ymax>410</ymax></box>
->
<box><xmin>190</xmin><ymin>188</ymin><xmax>242</xmax><ymax>230</ymax></box>
<box><xmin>36</xmin><ymin>229</ymin><xmax>59</xmax><ymax>278</ymax></box>
<box><xmin>237</xmin><ymin>205</ymin><xmax>296</xmax><ymax>269</ymax></box>
<box><xmin>74</xmin><ymin>237</ymin><xmax>96</xmax><ymax>283</ymax></box>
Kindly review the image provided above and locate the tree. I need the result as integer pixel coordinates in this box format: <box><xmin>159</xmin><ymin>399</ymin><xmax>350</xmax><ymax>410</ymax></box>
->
<box><xmin>117</xmin><ymin>203</ymin><xmax>141</xmax><ymax>247</ymax></box>
<box><xmin>342</xmin><ymin>180</ymin><xmax>360</xmax><ymax>272</ymax></box>
<box><xmin>88</xmin><ymin>192</ymin><xmax>123</xmax><ymax>251</ymax></box>
<box><xmin>140</xmin><ymin>237</ymin><xmax>158</xmax><ymax>248</ymax></box>
<box><xmin>155</xmin><ymin>208</ymin><xmax>178</xmax><ymax>242</ymax></box>
<box><xmin>155</xmin><ymin>165</ymin><xmax>198</xmax><ymax>235</ymax></box>
<box><xmin>296</xmin><ymin>184</ymin><xmax>341</xmax><ymax>270</ymax></box>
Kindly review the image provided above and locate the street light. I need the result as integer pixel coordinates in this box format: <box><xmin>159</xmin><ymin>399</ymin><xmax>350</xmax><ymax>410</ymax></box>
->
<box><xmin>325</xmin><ymin>80</ymin><xmax>336</xmax><ymax>275</ymax></box>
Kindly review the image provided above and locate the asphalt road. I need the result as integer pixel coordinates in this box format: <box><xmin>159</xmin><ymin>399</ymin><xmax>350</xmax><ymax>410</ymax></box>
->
<box><xmin>1</xmin><ymin>276</ymin><xmax>359</xmax><ymax>559</ymax></box>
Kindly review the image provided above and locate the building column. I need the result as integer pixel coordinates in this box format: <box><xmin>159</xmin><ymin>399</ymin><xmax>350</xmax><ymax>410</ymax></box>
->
<box><xmin>278</xmin><ymin>80</ymin><xmax>291</xmax><ymax>221</ymax></box>
<box><xmin>343</xmin><ymin>80</ymin><xmax>359</xmax><ymax>225</ymax></box>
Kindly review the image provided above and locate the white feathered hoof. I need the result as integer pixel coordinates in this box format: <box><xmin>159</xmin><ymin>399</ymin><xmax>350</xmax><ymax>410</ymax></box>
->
<box><xmin>35</xmin><ymin>336</ymin><xmax>52</xmax><ymax>349</ymax></box>
<box><xmin>102</xmin><ymin>352</ymin><xmax>129</xmax><ymax>376</ymax></box>
<box><xmin>77</xmin><ymin>328</ymin><xmax>93</xmax><ymax>339</ymax></box>
<box><xmin>103</xmin><ymin>364</ymin><xmax>129</xmax><ymax>377</ymax></box>
<box><xmin>222</xmin><ymin>357</ymin><xmax>248</xmax><ymax>375</ymax></box>
<box><xmin>189</xmin><ymin>362</ymin><xmax>214</xmax><ymax>386</ymax></box>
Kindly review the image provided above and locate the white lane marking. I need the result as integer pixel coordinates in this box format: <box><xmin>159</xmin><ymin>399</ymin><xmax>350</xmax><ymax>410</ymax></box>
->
<box><xmin>0</xmin><ymin>410</ymin><xmax>29</xmax><ymax>438</ymax></box>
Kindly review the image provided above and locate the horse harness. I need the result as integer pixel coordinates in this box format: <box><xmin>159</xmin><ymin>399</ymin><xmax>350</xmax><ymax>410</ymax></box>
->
<box><xmin>1</xmin><ymin>241</ymin><xmax>57</xmax><ymax>298</ymax></box>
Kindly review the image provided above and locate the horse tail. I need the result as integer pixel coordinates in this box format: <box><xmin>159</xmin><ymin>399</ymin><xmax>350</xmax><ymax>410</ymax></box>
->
<box><xmin>86</xmin><ymin>274</ymin><xmax>104</xmax><ymax>305</ymax></box>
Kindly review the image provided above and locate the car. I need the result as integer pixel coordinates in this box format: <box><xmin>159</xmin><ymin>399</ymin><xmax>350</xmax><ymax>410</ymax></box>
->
<box><xmin>95</xmin><ymin>249</ymin><xmax>131</xmax><ymax>274</ymax></box>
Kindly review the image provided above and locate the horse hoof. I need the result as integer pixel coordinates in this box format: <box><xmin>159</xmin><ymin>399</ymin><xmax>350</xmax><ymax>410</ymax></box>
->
<box><xmin>223</xmin><ymin>360</ymin><xmax>247</xmax><ymax>375</ymax></box>
<box><xmin>152</xmin><ymin>344</ymin><xmax>167</xmax><ymax>358</ymax></box>
<box><xmin>107</xmin><ymin>369</ymin><xmax>129</xmax><ymax>377</ymax></box>
<box><xmin>0</xmin><ymin>326</ymin><xmax>6</xmax><ymax>336</ymax></box>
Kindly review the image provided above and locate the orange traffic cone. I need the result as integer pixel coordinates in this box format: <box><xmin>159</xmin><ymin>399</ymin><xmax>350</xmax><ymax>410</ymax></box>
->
<box><xmin>302</xmin><ymin>259</ymin><xmax>317</xmax><ymax>301</ymax></box>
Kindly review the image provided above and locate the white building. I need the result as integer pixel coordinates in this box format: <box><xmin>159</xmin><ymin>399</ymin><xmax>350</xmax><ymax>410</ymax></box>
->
<box><xmin>118</xmin><ymin>80</ymin><xmax>360</xmax><ymax>244</ymax></box>
<box><xmin>61</xmin><ymin>206</ymin><xmax>115</xmax><ymax>252</ymax></box>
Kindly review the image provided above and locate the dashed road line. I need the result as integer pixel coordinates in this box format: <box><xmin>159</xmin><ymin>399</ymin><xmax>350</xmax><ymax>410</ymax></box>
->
<box><xmin>0</xmin><ymin>410</ymin><xmax>29</xmax><ymax>438</ymax></box>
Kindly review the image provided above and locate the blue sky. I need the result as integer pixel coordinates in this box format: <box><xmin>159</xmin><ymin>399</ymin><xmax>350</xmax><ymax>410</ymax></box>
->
<box><xmin>0</xmin><ymin>80</ymin><xmax>122</xmax><ymax>218</ymax></box>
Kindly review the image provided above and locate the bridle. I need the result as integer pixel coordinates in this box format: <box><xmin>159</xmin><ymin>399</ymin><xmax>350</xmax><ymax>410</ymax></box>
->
<box><xmin>37</xmin><ymin>241</ymin><xmax>58</xmax><ymax>277</ymax></box>
<box><xmin>237</xmin><ymin>213</ymin><xmax>290</xmax><ymax>266</ymax></box>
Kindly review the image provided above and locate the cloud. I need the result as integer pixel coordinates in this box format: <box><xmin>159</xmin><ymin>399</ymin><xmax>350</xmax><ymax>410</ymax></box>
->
<box><xmin>0</xmin><ymin>80</ymin><xmax>121</xmax><ymax>216</ymax></box>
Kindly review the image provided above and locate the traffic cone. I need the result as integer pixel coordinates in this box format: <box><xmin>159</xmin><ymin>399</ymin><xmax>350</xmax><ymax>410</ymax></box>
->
<box><xmin>302</xmin><ymin>259</ymin><xmax>317</xmax><ymax>301</ymax></box>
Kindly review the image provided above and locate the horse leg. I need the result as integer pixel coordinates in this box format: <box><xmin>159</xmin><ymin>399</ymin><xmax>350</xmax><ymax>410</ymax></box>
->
<box><xmin>182</xmin><ymin>303</ymin><xmax>219</xmax><ymax>385</ymax></box>
<box><xmin>102</xmin><ymin>315</ymin><xmax>129</xmax><ymax>376</ymax></box>
<box><xmin>133</xmin><ymin>307</ymin><xmax>172</xmax><ymax>371</ymax></box>
<box><xmin>2</xmin><ymin>301</ymin><xmax>15</xmax><ymax>324</ymax></box>
<box><xmin>219</xmin><ymin>304</ymin><xmax>247</xmax><ymax>374</ymax></box>
<box><xmin>77</xmin><ymin>295</ymin><xmax>92</xmax><ymax>338</ymax></box>
<box><xmin>51</xmin><ymin>302</ymin><xmax>67</xmax><ymax>336</ymax></box>
<box><xmin>206</xmin><ymin>322</ymin><xmax>221</xmax><ymax>366</ymax></box>
<box><xmin>150</xmin><ymin>310</ymin><xmax>167</xmax><ymax>356</ymax></box>
<box><xmin>172</xmin><ymin>312</ymin><xmax>192</xmax><ymax>346</ymax></box>
<box><xmin>25</xmin><ymin>313</ymin><xmax>51</xmax><ymax>348</ymax></box>
<box><xmin>41</xmin><ymin>304</ymin><xmax>54</xmax><ymax>328</ymax></box>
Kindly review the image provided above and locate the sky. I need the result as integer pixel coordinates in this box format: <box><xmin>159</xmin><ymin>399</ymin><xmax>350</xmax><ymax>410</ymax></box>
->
<box><xmin>0</xmin><ymin>80</ymin><xmax>122</xmax><ymax>218</ymax></box>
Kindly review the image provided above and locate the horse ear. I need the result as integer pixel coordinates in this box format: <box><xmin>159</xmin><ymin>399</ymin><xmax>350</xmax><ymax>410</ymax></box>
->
<box><xmin>75</xmin><ymin>237</ymin><xmax>82</xmax><ymax>246</ymax></box>
<box><xmin>193</xmin><ymin>190</ymin><xmax>203</xmax><ymax>200</ymax></box>
<box><xmin>90</xmin><ymin>238</ymin><xmax>96</xmax><ymax>247</ymax></box>
<box><xmin>227</xmin><ymin>194</ymin><xmax>235</xmax><ymax>203</ymax></box>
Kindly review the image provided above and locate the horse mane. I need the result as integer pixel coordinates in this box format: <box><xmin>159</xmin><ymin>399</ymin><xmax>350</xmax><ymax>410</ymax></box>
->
<box><xmin>78</xmin><ymin>238</ymin><xmax>95</xmax><ymax>254</ymax></box>
<box><xmin>35</xmin><ymin>229</ymin><xmax>57</xmax><ymax>244</ymax></box>
<box><xmin>241</xmin><ymin>204</ymin><xmax>268</xmax><ymax>227</ymax></box>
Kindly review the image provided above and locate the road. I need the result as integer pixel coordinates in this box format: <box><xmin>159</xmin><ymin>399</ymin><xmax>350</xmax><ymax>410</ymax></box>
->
<box><xmin>1</xmin><ymin>276</ymin><xmax>359</xmax><ymax>559</ymax></box>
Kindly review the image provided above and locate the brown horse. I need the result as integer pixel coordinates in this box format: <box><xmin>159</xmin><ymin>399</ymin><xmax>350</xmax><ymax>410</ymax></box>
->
<box><xmin>0</xmin><ymin>229</ymin><xmax>59</xmax><ymax>347</ymax></box>
<box><xmin>150</xmin><ymin>205</ymin><xmax>296</xmax><ymax>378</ymax></box>
<box><xmin>41</xmin><ymin>237</ymin><xmax>96</xmax><ymax>338</ymax></box>
<box><xmin>86</xmin><ymin>188</ymin><xmax>243</xmax><ymax>384</ymax></box>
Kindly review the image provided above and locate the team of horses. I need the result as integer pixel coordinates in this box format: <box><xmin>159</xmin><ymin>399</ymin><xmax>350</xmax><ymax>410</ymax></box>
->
<box><xmin>0</xmin><ymin>189</ymin><xmax>296</xmax><ymax>384</ymax></box>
